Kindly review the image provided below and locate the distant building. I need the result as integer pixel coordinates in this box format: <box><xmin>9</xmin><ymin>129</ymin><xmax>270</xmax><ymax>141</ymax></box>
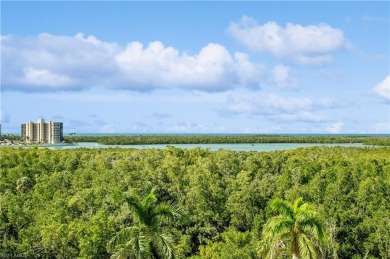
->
<box><xmin>21</xmin><ymin>118</ymin><xmax>63</xmax><ymax>144</ymax></box>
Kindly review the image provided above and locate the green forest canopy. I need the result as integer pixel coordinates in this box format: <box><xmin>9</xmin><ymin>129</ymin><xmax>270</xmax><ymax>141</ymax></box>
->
<box><xmin>1</xmin><ymin>146</ymin><xmax>389</xmax><ymax>258</ymax></box>
<box><xmin>63</xmin><ymin>135</ymin><xmax>390</xmax><ymax>146</ymax></box>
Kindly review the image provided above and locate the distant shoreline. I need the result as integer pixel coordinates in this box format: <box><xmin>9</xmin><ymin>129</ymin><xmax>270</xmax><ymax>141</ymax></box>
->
<box><xmin>72</xmin><ymin>133</ymin><xmax>390</xmax><ymax>137</ymax></box>
<box><xmin>2</xmin><ymin>134</ymin><xmax>389</xmax><ymax>147</ymax></box>
<box><xmin>62</xmin><ymin>134</ymin><xmax>390</xmax><ymax>146</ymax></box>
<box><xmin>2</xmin><ymin>133</ymin><xmax>390</xmax><ymax>137</ymax></box>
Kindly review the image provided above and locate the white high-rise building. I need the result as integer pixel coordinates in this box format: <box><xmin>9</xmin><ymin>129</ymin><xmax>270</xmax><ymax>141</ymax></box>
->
<box><xmin>21</xmin><ymin>119</ymin><xmax>63</xmax><ymax>144</ymax></box>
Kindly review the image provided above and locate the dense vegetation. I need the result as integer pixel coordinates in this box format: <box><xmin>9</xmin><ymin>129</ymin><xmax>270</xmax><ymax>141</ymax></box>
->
<box><xmin>1</xmin><ymin>146</ymin><xmax>389</xmax><ymax>258</ymax></box>
<box><xmin>0</xmin><ymin>134</ymin><xmax>21</xmax><ymax>141</ymax></box>
<box><xmin>63</xmin><ymin>135</ymin><xmax>390</xmax><ymax>146</ymax></box>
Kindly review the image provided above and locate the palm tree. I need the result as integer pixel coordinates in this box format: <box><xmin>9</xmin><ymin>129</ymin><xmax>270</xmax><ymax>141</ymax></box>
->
<box><xmin>108</xmin><ymin>185</ymin><xmax>185</xmax><ymax>259</ymax></box>
<box><xmin>260</xmin><ymin>197</ymin><xmax>326</xmax><ymax>259</ymax></box>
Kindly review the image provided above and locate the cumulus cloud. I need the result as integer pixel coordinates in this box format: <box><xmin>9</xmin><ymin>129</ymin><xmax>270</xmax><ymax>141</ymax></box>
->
<box><xmin>1</xmin><ymin>33</ymin><xmax>118</xmax><ymax>91</ymax></box>
<box><xmin>227</xmin><ymin>16</ymin><xmax>346</xmax><ymax>65</ymax></box>
<box><xmin>373</xmin><ymin>76</ymin><xmax>390</xmax><ymax>101</ymax></box>
<box><xmin>20</xmin><ymin>68</ymin><xmax>76</xmax><ymax>88</ymax></box>
<box><xmin>270</xmin><ymin>64</ymin><xmax>298</xmax><ymax>88</ymax></box>
<box><xmin>115</xmin><ymin>41</ymin><xmax>264</xmax><ymax>91</ymax></box>
<box><xmin>1</xmin><ymin>33</ymin><xmax>264</xmax><ymax>92</ymax></box>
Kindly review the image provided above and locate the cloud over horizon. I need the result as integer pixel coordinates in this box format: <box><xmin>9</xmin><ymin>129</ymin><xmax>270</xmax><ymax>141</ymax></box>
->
<box><xmin>373</xmin><ymin>76</ymin><xmax>390</xmax><ymax>101</ymax></box>
<box><xmin>224</xmin><ymin>93</ymin><xmax>341</xmax><ymax>123</ymax></box>
<box><xmin>227</xmin><ymin>16</ymin><xmax>347</xmax><ymax>65</ymax></box>
<box><xmin>1</xmin><ymin>33</ymin><xmax>264</xmax><ymax>93</ymax></box>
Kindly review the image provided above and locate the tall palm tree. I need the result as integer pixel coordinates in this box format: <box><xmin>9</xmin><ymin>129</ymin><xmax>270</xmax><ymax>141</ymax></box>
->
<box><xmin>260</xmin><ymin>197</ymin><xmax>326</xmax><ymax>259</ymax></box>
<box><xmin>108</xmin><ymin>185</ymin><xmax>185</xmax><ymax>259</ymax></box>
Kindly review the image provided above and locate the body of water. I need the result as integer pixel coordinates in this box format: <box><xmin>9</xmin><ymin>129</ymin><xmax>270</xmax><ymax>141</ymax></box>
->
<box><xmin>71</xmin><ymin>133</ymin><xmax>390</xmax><ymax>137</ymax></box>
<box><xmin>41</xmin><ymin>142</ymin><xmax>367</xmax><ymax>151</ymax></box>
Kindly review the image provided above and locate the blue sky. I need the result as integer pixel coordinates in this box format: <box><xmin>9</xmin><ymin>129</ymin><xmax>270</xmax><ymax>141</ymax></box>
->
<box><xmin>1</xmin><ymin>1</ymin><xmax>389</xmax><ymax>134</ymax></box>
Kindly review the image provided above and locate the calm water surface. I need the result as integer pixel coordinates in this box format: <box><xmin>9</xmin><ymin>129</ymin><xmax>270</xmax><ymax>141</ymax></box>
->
<box><xmin>43</xmin><ymin>142</ymin><xmax>366</xmax><ymax>151</ymax></box>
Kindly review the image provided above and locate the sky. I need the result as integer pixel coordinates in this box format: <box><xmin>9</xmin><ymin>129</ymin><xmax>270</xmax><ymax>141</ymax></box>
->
<box><xmin>1</xmin><ymin>1</ymin><xmax>389</xmax><ymax>134</ymax></box>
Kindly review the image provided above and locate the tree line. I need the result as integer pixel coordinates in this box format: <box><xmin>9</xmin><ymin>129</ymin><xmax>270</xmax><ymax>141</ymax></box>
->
<box><xmin>1</xmin><ymin>146</ymin><xmax>389</xmax><ymax>258</ymax></box>
<box><xmin>63</xmin><ymin>135</ymin><xmax>390</xmax><ymax>146</ymax></box>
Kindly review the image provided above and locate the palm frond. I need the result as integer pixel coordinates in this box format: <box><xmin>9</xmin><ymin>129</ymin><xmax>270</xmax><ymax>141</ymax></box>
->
<box><xmin>125</xmin><ymin>194</ymin><xmax>145</xmax><ymax>224</ymax></box>
<box><xmin>108</xmin><ymin>225</ymin><xmax>149</xmax><ymax>259</ymax></box>
<box><xmin>153</xmin><ymin>232</ymin><xmax>176</xmax><ymax>259</ymax></box>
<box><xmin>258</xmin><ymin>238</ymin><xmax>285</xmax><ymax>259</ymax></box>
<box><xmin>298</xmin><ymin>234</ymin><xmax>318</xmax><ymax>259</ymax></box>
<box><xmin>299</xmin><ymin>202</ymin><xmax>316</xmax><ymax>212</ymax></box>
<box><xmin>142</xmin><ymin>192</ymin><xmax>157</xmax><ymax>213</ymax></box>
<box><xmin>293</xmin><ymin>197</ymin><xmax>304</xmax><ymax>212</ymax></box>
<box><xmin>263</xmin><ymin>215</ymin><xmax>294</xmax><ymax>238</ymax></box>
<box><xmin>142</xmin><ymin>181</ymin><xmax>156</xmax><ymax>197</ymax></box>
<box><xmin>271</xmin><ymin>198</ymin><xmax>294</xmax><ymax>219</ymax></box>
<box><xmin>299</xmin><ymin>217</ymin><xmax>326</xmax><ymax>242</ymax></box>
<box><xmin>153</xmin><ymin>203</ymin><xmax>185</xmax><ymax>225</ymax></box>
<box><xmin>110</xmin><ymin>243</ymin><xmax>133</xmax><ymax>259</ymax></box>
<box><xmin>132</xmin><ymin>225</ymin><xmax>149</xmax><ymax>259</ymax></box>
<box><xmin>107</xmin><ymin>227</ymin><xmax>134</xmax><ymax>252</ymax></box>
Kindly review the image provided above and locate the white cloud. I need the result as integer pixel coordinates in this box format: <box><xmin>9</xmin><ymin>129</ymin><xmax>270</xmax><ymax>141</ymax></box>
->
<box><xmin>115</xmin><ymin>41</ymin><xmax>263</xmax><ymax>91</ymax></box>
<box><xmin>326</xmin><ymin>122</ymin><xmax>343</xmax><ymax>134</ymax></box>
<box><xmin>270</xmin><ymin>64</ymin><xmax>298</xmax><ymax>88</ymax></box>
<box><xmin>227</xmin><ymin>93</ymin><xmax>333</xmax><ymax>115</ymax></box>
<box><xmin>225</xmin><ymin>92</ymin><xmax>341</xmax><ymax>123</ymax></box>
<box><xmin>373</xmin><ymin>76</ymin><xmax>390</xmax><ymax>101</ymax></box>
<box><xmin>20</xmin><ymin>68</ymin><xmax>76</xmax><ymax>88</ymax></box>
<box><xmin>1</xmin><ymin>33</ymin><xmax>264</xmax><ymax>92</ymax></box>
<box><xmin>227</xmin><ymin>16</ymin><xmax>346</xmax><ymax>65</ymax></box>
